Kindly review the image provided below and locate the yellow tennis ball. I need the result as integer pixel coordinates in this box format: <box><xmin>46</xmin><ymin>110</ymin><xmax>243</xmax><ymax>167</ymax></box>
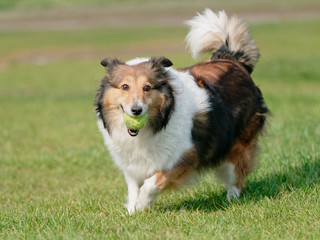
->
<box><xmin>123</xmin><ymin>113</ymin><xmax>148</xmax><ymax>130</ymax></box>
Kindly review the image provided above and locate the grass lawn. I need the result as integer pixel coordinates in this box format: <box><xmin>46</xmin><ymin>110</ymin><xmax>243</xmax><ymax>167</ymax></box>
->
<box><xmin>0</xmin><ymin>12</ymin><xmax>319</xmax><ymax>239</ymax></box>
<box><xmin>1</xmin><ymin>0</ymin><xmax>319</xmax><ymax>10</ymax></box>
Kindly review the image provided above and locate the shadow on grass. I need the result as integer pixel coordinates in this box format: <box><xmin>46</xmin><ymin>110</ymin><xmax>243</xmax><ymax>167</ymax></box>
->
<box><xmin>158</xmin><ymin>158</ymin><xmax>319</xmax><ymax>212</ymax></box>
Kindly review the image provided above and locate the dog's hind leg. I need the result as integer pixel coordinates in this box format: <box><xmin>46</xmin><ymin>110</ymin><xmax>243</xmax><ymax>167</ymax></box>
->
<box><xmin>214</xmin><ymin>161</ymin><xmax>241</xmax><ymax>201</ymax></box>
<box><xmin>214</xmin><ymin>142</ymin><xmax>258</xmax><ymax>201</ymax></box>
<box><xmin>226</xmin><ymin>140</ymin><xmax>259</xmax><ymax>195</ymax></box>
<box><xmin>220</xmin><ymin>113</ymin><xmax>264</xmax><ymax>201</ymax></box>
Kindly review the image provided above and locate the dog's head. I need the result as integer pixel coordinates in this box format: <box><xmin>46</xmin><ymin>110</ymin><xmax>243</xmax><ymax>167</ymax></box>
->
<box><xmin>95</xmin><ymin>57</ymin><xmax>175</xmax><ymax>136</ymax></box>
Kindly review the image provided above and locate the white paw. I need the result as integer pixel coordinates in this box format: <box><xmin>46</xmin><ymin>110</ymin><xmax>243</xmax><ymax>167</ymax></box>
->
<box><xmin>135</xmin><ymin>192</ymin><xmax>156</xmax><ymax>211</ymax></box>
<box><xmin>227</xmin><ymin>186</ymin><xmax>241</xmax><ymax>202</ymax></box>
<box><xmin>124</xmin><ymin>203</ymin><xmax>136</xmax><ymax>215</ymax></box>
<box><xmin>134</xmin><ymin>175</ymin><xmax>159</xmax><ymax>211</ymax></box>
<box><xmin>135</xmin><ymin>201</ymin><xmax>152</xmax><ymax>211</ymax></box>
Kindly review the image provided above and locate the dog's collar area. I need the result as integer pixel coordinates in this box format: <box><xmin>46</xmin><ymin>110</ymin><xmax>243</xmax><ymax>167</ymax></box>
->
<box><xmin>128</xmin><ymin>128</ymin><xmax>139</xmax><ymax>137</ymax></box>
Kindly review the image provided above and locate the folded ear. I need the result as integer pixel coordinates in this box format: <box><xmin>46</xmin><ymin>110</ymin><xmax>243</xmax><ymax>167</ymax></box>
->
<box><xmin>100</xmin><ymin>58</ymin><xmax>125</xmax><ymax>74</ymax></box>
<box><xmin>150</xmin><ymin>57</ymin><xmax>173</xmax><ymax>69</ymax></box>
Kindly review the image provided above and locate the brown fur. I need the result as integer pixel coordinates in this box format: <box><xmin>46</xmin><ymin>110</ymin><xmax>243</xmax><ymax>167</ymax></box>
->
<box><xmin>97</xmin><ymin>60</ymin><xmax>174</xmax><ymax>134</ymax></box>
<box><xmin>102</xmin><ymin>88</ymin><xmax>124</xmax><ymax>130</ymax></box>
<box><xmin>178</xmin><ymin>59</ymin><xmax>268</xmax><ymax>190</ymax></box>
<box><xmin>226</xmin><ymin>112</ymin><xmax>266</xmax><ymax>189</ymax></box>
<box><xmin>155</xmin><ymin>148</ymin><xmax>199</xmax><ymax>191</ymax></box>
<box><xmin>111</xmin><ymin>64</ymin><xmax>156</xmax><ymax>107</ymax></box>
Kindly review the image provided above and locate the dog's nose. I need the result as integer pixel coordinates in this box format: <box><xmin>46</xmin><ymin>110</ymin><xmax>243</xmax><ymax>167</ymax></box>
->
<box><xmin>131</xmin><ymin>106</ymin><xmax>142</xmax><ymax>116</ymax></box>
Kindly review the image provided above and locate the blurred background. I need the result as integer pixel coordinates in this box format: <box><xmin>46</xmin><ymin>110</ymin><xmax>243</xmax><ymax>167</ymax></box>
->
<box><xmin>1</xmin><ymin>0</ymin><xmax>320</xmax><ymax>66</ymax></box>
<box><xmin>1</xmin><ymin>1</ymin><xmax>319</xmax><ymax>239</ymax></box>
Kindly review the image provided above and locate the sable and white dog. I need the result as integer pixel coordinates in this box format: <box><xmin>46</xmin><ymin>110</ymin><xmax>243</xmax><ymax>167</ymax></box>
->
<box><xmin>94</xmin><ymin>9</ymin><xmax>269</xmax><ymax>214</ymax></box>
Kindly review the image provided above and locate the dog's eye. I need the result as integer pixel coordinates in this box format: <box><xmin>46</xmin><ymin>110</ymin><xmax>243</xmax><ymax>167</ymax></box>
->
<box><xmin>121</xmin><ymin>84</ymin><xmax>129</xmax><ymax>91</ymax></box>
<box><xmin>143</xmin><ymin>85</ymin><xmax>151</xmax><ymax>92</ymax></box>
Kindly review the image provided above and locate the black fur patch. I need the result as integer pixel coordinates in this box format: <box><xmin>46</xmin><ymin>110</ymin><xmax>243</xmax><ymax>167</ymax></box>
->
<box><xmin>100</xmin><ymin>58</ymin><xmax>125</xmax><ymax>73</ymax></box>
<box><xmin>149</xmin><ymin>81</ymin><xmax>175</xmax><ymax>133</ymax></box>
<box><xmin>191</xmin><ymin>84</ymin><xmax>235</xmax><ymax>167</ymax></box>
<box><xmin>187</xmin><ymin>60</ymin><xmax>269</xmax><ymax>168</ymax></box>
<box><xmin>147</xmin><ymin>57</ymin><xmax>175</xmax><ymax>133</ymax></box>
<box><xmin>211</xmin><ymin>44</ymin><xmax>254</xmax><ymax>73</ymax></box>
<box><xmin>94</xmin><ymin>58</ymin><xmax>129</xmax><ymax>134</ymax></box>
<box><xmin>150</xmin><ymin>56</ymin><xmax>173</xmax><ymax>69</ymax></box>
<box><xmin>94</xmin><ymin>75</ymin><xmax>112</xmax><ymax>133</ymax></box>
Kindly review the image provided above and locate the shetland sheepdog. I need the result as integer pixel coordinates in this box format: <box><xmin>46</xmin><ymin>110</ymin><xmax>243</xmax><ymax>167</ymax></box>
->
<box><xmin>94</xmin><ymin>9</ymin><xmax>269</xmax><ymax>214</ymax></box>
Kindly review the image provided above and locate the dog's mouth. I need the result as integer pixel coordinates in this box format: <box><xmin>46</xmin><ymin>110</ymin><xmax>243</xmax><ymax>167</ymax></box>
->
<box><xmin>127</xmin><ymin>128</ymin><xmax>139</xmax><ymax>137</ymax></box>
<box><xmin>120</xmin><ymin>105</ymin><xmax>140</xmax><ymax>137</ymax></box>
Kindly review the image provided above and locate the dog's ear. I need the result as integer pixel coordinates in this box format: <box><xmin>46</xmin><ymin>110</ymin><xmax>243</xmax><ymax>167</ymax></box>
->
<box><xmin>100</xmin><ymin>58</ymin><xmax>125</xmax><ymax>74</ymax></box>
<box><xmin>150</xmin><ymin>57</ymin><xmax>173</xmax><ymax>69</ymax></box>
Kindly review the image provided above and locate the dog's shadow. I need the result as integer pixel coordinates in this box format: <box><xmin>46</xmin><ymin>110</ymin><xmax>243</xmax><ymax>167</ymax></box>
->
<box><xmin>157</xmin><ymin>158</ymin><xmax>319</xmax><ymax>212</ymax></box>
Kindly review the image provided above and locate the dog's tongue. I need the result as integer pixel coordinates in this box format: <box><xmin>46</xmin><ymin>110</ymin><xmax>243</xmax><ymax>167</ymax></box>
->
<box><xmin>127</xmin><ymin>128</ymin><xmax>139</xmax><ymax>137</ymax></box>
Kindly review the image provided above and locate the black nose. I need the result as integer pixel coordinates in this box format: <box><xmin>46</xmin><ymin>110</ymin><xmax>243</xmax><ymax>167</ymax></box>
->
<box><xmin>131</xmin><ymin>106</ymin><xmax>142</xmax><ymax>116</ymax></box>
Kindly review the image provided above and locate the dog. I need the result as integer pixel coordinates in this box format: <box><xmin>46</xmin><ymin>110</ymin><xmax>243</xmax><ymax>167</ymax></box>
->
<box><xmin>94</xmin><ymin>9</ymin><xmax>269</xmax><ymax>214</ymax></box>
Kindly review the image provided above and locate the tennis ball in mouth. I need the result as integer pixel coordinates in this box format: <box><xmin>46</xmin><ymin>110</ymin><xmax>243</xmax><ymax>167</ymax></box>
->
<box><xmin>123</xmin><ymin>113</ymin><xmax>148</xmax><ymax>130</ymax></box>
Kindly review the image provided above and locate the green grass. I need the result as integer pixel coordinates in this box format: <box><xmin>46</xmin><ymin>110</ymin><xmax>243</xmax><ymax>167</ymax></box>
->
<box><xmin>0</xmin><ymin>17</ymin><xmax>320</xmax><ymax>239</ymax></box>
<box><xmin>1</xmin><ymin>0</ymin><xmax>319</xmax><ymax>10</ymax></box>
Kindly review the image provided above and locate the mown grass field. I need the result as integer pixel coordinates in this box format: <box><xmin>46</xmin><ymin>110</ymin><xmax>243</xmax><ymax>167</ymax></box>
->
<box><xmin>0</xmin><ymin>3</ymin><xmax>320</xmax><ymax>239</ymax></box>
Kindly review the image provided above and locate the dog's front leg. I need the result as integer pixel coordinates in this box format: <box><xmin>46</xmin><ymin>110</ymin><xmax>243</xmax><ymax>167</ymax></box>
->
<box><xmin>135</xmin><ymin>174</ymin><xmax>161</xmax><ymax>211</ymax></box>
<box><xmin>134</xmin><ymin>171</ymin><xmax>180</xmax><ymax>211</ymax></box>
<box><xmin>124</xmin><ymin>173</ymin><xmax>140</xmax><ymax>215</ymax></box>
<box><xmin>135</xmin><ymin>148</ymin><xmax>199</xmax><ymax>212</ymax></box>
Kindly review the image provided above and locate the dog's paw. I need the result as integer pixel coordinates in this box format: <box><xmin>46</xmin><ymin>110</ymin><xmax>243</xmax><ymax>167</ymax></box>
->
<box><xmin>135</xmin><ymin>191</ymin><xmax>156</xmax><ymax>211</ymax></box>
<box><xmin>227</xmin><ymin>186</ymin><xmax>241</xmax><ymax>202</ymax></box>
<box><xmin>134</xmin><ymin>175</ymin><xmax>159</xmax><ymax>211</ymax></box>
<box><xmin>124</xmin><ymin>203</ymin><xmax>136</xmax><ymax>215</ymax></box>
<box><xmin>135</xmin><ymin>199</ymin><xmax>154</xmax><ymax>212</ymax></box>
<box><xmin>124</xmin><ymin>198</ymin><xmax>153</xmax><ymax>214</ymax></box>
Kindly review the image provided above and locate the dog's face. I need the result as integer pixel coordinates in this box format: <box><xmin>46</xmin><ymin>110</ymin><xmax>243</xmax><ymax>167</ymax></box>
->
<box><xmin>95</xmin><ymin>57</ymin><xmax>175</xmax><ymax>136</ymax></box>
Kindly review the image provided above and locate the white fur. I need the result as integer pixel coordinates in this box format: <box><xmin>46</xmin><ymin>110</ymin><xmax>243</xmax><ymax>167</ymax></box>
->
<box><xmin>124</xmin><ymin>173</ymin><xmax>140</xmax><ymax>215</ymax></box>
<box><xmin>185</xmin><ymin>9</ymin><xmax>259</xmax><ymax>68</ymax></box>
<box><xmin>135</xmin><ymin>175</ymin><xmax>159</xmax><ymax>211</ymax></box>
<box><xmin>227</xmin><ymin>186</ymin><xmax>241</xmax><ymax>202</ymax></box>
<box><xmin>97</xmin><ymin>58</ymin><xmax>210</xmax><ymax>212</ymax></box>
<box><xmin>214</xmin><ymin>162</ymin><xmax>241</xmax><ymax>201</ymax></box>
<box><xmin>126</xmin><ymin>57</ymin><xmax>150</xmax><ymax>66</ymax></box>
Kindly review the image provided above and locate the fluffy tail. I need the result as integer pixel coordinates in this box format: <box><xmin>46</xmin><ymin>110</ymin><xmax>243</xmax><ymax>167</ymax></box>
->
<box><xmin>185</xmin><ymin>9</ymin><xmax>260</xmax><ymax>73</ymax></box>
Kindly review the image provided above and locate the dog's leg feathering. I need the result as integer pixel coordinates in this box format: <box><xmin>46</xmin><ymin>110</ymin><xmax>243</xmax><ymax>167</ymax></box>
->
<box><xmin>134</xmin><ymin>150</ymin><xmax>199</xmax><ymax>212</ymax></box>
<box><xmin>135</xmin><ymin>175</ymin><xmax>160</xmax><ymax>211</ymax></box>
<box><xmin>214</xmin><ymin>162</ymin><xmax>241</xmax><ymax>201</ymax></box>
<box><xmin>124</xmin><ymin>173</ymin><xmax>140</xmax><ymax>215</ymax></box>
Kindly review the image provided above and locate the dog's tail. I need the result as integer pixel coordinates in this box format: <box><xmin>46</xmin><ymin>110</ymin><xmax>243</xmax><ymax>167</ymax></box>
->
<box><xmin>185</xmin><ymin>9</ymin><xmax>259</xmax><ymax>73</ymax></box>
